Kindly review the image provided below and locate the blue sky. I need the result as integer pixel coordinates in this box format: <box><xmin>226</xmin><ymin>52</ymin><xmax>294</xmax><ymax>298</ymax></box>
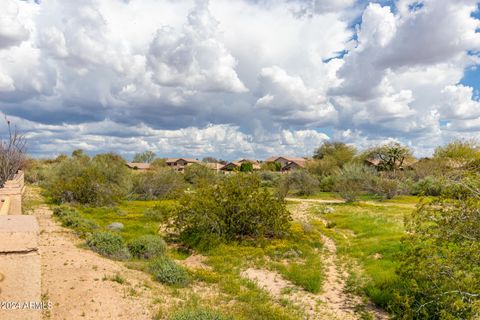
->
<box><xmin>0</xmin><ymin>0</ymin><xmax>479</xmax><ymax>160</ymax></box>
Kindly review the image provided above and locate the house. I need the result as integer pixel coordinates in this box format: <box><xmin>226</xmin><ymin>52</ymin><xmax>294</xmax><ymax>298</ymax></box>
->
<box><xmin>265</xmin><ymin>156</ymin><xmax>307</xmax><ymax>171</ymax></box>
<box><xmin>220</xmin><ymin>159</ymin><xmax>260</xmax><ymax>172</ymax></box>
<box><xmin>125</xmin><ymin>162</ymin><xmax>151</xmax><ymax>171</ymax></box>
<box><xmin>202</xmin><ymin>162</ymin><xmax>223</xmax><ymax>172</ymax></box>
<box><xmin>166</xmin><ymin>158</ymin><xmax>200</xmax><ymax>172</ymax></box>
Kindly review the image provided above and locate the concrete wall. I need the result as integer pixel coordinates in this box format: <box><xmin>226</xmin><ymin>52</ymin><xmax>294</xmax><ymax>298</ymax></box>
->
<box><xmin>0</xmin><ymin>171</ymin><xmax>25</xmax><ymax>215</ymax></box>
<box><xmin>0</xmin><ymin>215</ymin><xmax>41</xmax><ymax>320</ymax></box>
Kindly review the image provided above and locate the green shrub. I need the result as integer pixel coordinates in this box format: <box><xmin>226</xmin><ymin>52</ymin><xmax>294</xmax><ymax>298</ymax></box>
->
<box><xmin>52</xmin><ymin>206</ymin><xmax>98</xmax><ymax>237</ymax></box>
<box><xmin>184</xmin><ymin>164</ymin><xmax>217</xmax><ymax>186</ymax></box>
<box><xmin>149</xmin><ymin>256</ymin><xmax>189</xmax><ymax>286</ymax></box>
<box><xmin>86</xmin><ymin>232</ymin><xmax>130</xmax><ymax>260</ymax></box>
<box><xmin>44</xmin><ymin>153</ymin><xmax>131</xmax><ymax>206</ymax></box>
<box><xmin>391</xmin><ymin>176</ymin><xmax>480</xmax><ymax>318</ymax></box>
<box><xmin>144</xmin><ymin>200</ymin><xmax>180</xmax><ymax>222</ymax></box>
<box><xmin>130</xmin><ymin>168</ymin><xmax>185</xmax><ymax>200</ymax></box>
<box><xmin>411</xmin><ymin>176</ymin><xmax>444</xmax><ymax>196</ymax></box>
<box><xmin>175</xmin><ymin>174</ymin><xmax>291</xmax><ymax>246</ymax></box>
<box><xmin>128</xmin><ymin>235</ymin><xmax>166</xmax><ymax>259</ymax></box>
<box><xmin>334</xmin><ymin>163</ymin><xmax>377</xmax><ymax>202</ymax></box>
<box><xmin>169</xmin><ymin>307</ymin><xmax>233</xmax><ymax>320</ymax></box>
<box><xmin>278</xmin><ymin>170</ymin><xmax>319</xmax><ymax>196</ymax></box>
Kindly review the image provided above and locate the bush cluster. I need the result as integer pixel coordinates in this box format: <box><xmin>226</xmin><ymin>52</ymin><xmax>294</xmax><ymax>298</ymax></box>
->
<box><xmin>127</xmin><ymin>235</ymin><xmax>166</xmax><ymax>259</ymax></box>
<box><xmin>174</xmin><ymin>174</ymin><xmax>291</xmax><ymax>247</ymax></box>
<box><xmin>149</xmin><ymin>256</ymin><xmax>189</xmax><ymax>286</ymax></box>
<box><xmin>44</xmin><ymin>152</ymin><xmax>131</xmax><ymax>206</ymax></box>
<box><xmin>169</xmin><ymin>307</ymin><xmax>233</xmax><ymax>320</ymax></box>
<box><xmin>86</xmin><ymin>231</ymin><xmax>131</xmax><ymax>260</ymax></box>
<box><xmin>53</xmin><ymin>206</ymin><xmax>98</xmax><ymax>237</ymax></box>
<box><xmin>130</xmin><ymin>168</ymin><xmax>185</xmax><ymax>200</ymax></box>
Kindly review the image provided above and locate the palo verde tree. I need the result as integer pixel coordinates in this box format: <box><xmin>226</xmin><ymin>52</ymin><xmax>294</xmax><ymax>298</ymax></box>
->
<box><xmin>133</xmin><ymin>150</ymin><xmax>156</xmax><ymax>163</ymax></box>
<box><xmin>366</xmin><ymin>142</ymin><xmax>412</xmax><ymax>174</ymax></box>
<box><xmin>0</xmin><ymin>117</ymin><xmax>27</xmax><ymax>187</ymax></box>
<box><xmin>313</xmin><ymin>141</ymin><xmax>356</xmax><ymax>168</ymax></box>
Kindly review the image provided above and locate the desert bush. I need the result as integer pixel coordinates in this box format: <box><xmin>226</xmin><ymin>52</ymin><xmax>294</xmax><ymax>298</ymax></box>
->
<box><xmin>149</xmin><ymin>256</ymin><xmax>189</xmax><ymax>286</ymax></box>
<box><xmin>391</xmin><ymin>177</ymin><xmax>480</xmax><ymax>318</ymax></box>
<box><xmin>183</xmin><ymin>164</ymin><xmax>217</xmax><ymax>186</ymax></box>
<box><xmin>306</xmin><ymin>157</ymin><xmax>339</xmax><ymax>177</ymax></box>
<box><xmin>86</xmin><ymin>231</ymin><xmax>130</xmax><ymax>260</ymax></box>
<box><xmin>258</xmin><ymin>170</ymin><xmax>281</xmax><ymax>187</ymax></box>
<box><xmin>169</xmin><ymin>307</ymin><xmax>233</xmax><ymax>320</ymax></box>
<box><xmin>318</xmin><ymin>175</ymin><xmax>336</xmax><ymax>192</ymax></box>
<box><xmin>411</xmin><ymin>176</ymin><xmax>444</xmax><ymax>196</ymax></box>
<box><xmin>175</xmin><ymin>174</ymin><xmax>291</xmax><ymax>247</ymax></box>
<box><xmin>45</xmin><ymin>153</ymin><xmax>131</xmax><ymax>206</ymax></box>
<box><xmin>24</xmin><ymin>159</ymin><xmax>49</xmax><ymax>184</ymax></box>
<box><xmin>52</xmin><ymin>206</ymin><xmax>98</xmax><ymax>237</ymax></box>
<box><xmin>279</xmin><ymin>170</ymin><xmax>319</xmax><ymax>196</ymax></box>
<box><xmin>144</xmin><ymin>200</ymin><xmax>180</xmax><ymax>222</ymax></box>
<box><xmin>128</xmin><ymin>235</ymin><xmax>166</xmax><ymax>259</ymax></box>
<box><xmin>334</xmin><ymin>163</ymin><xmax>377</xmax><ymax>202</ymax></box>
<box><xmin>370</xmin><ymin>177</ymin><xmax>401</xmax><ymax>199</ymax></box>
<box><xmin>130</xmin><ymin>168</ymin><xmax>185</xmax><ymax>200</ymax></box>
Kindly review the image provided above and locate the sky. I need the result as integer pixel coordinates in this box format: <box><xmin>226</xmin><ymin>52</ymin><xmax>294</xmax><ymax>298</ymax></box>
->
<box><xmin>0</xmin><ymin>0</ymin><xmax>479</xmax><ymax>160</ymax></box>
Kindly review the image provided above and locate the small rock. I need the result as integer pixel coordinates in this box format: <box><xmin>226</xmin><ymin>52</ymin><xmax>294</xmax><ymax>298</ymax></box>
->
<box><xmin>323</xmin><ymin>207</ymin><xmax>335</xmax><ymax>214</ymax></box>
<box><xmin>373</xmin><ymin>253</ymin><xmax>383</xmax><ymax>260</ymax></box>
<box><xmin>106</xmin><ymin>222</ymin><xmax>124</xmax><ymax>231</ymax></box>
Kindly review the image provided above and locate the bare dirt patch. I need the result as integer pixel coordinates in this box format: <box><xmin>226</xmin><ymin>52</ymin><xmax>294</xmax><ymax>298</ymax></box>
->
<box><xmin>33</xmin><ymin>203</ymin><xmax>172</xmax><ymax>320</ymax></box>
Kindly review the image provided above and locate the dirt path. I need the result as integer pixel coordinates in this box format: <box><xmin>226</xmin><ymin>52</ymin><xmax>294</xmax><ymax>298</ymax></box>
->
<box><xmin>31</xmin><ymin>197</ymin><xmax>170</xmax><ymax>319</ymax></box>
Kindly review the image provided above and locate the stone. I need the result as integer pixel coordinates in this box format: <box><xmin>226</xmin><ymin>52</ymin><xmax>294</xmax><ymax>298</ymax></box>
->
<box><xmin>107</xmin><ymin>222</ymin><xmax>124</xmax><ymax>231</ymax></box>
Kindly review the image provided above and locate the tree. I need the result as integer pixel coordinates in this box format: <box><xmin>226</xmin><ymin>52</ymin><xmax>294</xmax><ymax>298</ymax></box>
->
<box><xmin>367</xmin><ymin>142</ymin><xmax>412</xmax><ymax>174</ymax></box>
<box><xmin>313</xmin><ymin>141</ymin><xmax>356</xmax><ymax>168</ymax></box>
<box><xmin>240</xmin><ymin>162</ymin><xmax>253</xmax><ymax>172</ymax></box>
<box><xmin>72</xmin><ymin>149</ymin><xmax>87</xmax><ymax>158</ymax></box>
<box><xmin>0</xmin><ymin>118</ymin><xmax>27</xmax><ymax>187</ymax></box>
<box><xmin>133</xmin><ymin>151</ymin><xmax>156</xmax><ymax>163</ymax></box>
<box><xmin>202</xmin><ymin>156</ymin><xmax>219</xmax><ymax>163</ymax></box>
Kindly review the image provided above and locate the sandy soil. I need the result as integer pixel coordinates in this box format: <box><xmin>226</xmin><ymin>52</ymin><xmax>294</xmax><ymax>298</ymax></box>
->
<box><xmin>32</xmin><ymin>201</ymin><xmax>170</xmax><ymax>320</ymax></box>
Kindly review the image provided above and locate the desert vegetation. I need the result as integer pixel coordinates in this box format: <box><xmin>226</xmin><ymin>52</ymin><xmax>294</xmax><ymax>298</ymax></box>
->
<box><xmin>21</xmin><ymin>139</ymin><xmax>480</xmax><ymax>319</ymax></box>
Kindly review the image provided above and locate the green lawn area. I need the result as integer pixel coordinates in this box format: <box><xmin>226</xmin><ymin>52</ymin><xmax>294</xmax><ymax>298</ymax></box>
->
<box><xmin>310</xmin><ymin>199</ymin><xmax>419</xmax><ymax>308</ymax></box>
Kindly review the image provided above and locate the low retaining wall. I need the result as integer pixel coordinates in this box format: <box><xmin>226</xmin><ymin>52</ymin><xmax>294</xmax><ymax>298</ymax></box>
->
<box><xmin>0</xmin><ymin>171</ymin><xmax>25</xmax><ymax>215</ymax></box>
<box><xmin>0</xmin><ymin>171</ymin><xmax>42</xmax><ymax>319</ymax></box>
<box><xmin>0</xmin><ymin>215</ymin><xmax>41</xmax><ymax>320</ymax></box>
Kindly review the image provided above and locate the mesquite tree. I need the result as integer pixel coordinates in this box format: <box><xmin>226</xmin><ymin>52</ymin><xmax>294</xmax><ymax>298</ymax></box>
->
<box><xmin>0</xmin><ymin>118</ymin><xmax>26</xmax><ymax>187</ymax></box>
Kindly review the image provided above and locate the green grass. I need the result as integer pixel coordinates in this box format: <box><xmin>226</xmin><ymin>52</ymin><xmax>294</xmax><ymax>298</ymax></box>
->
<box><xmin>78</xmin><ymin>200</ymin><xmax>160</xmax><ymax>241</ymax></box>
<box><xmin>310</xmin><ymin>200</ymin><xmax>416</xmax><ymax>307</ymax></box>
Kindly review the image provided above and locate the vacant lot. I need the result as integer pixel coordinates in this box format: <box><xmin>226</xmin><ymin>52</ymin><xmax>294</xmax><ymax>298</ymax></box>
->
<box><xmin>36</xmin><ymin>186</ymin><xmax>420</xmax><ymax>320</ymax></box>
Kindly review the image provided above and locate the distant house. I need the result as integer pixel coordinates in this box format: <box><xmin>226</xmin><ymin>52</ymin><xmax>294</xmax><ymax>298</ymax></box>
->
<box><xmin>265</xmin><ymin>156</ymin><xmax>307</xmax><ymax>172</ymax></box>
<box><xmin>220</xmin><ymin>159</ymin><xmax>260</xmax><ymax>172</ymax></box>
<box><xmin>166</xmin><ymin>158</ymin><xmax>200</xmax><ymax>172</ymax></box>
<box><xmin>364</xmin><ymin>158</ymin><xmax>381</xmax><ymax>169</ymax></box>
<box><xmin>202</xmin><ymin>162</ymin><xmax>223</xmax><ymax>172</ymax></box>
<box><xmin>125</xmin><ymin>162</ymin><xmax>151</xmax><ymax>171</ymax></box>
